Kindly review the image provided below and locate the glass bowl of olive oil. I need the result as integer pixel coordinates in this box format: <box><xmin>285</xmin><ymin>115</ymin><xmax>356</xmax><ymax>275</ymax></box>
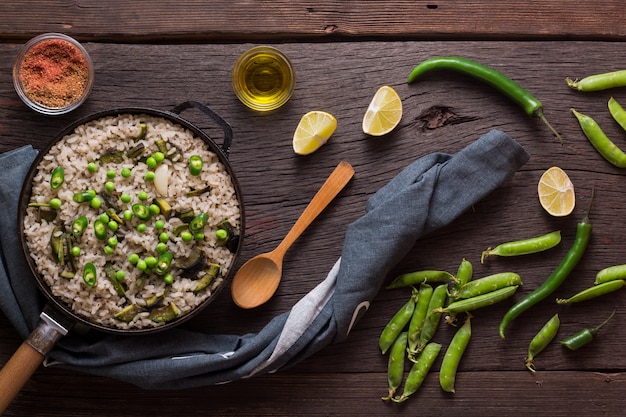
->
<box><xmin>232</xmin><ymin>46</ymin><xmax>295</xmax><ymax>112</ymax></box>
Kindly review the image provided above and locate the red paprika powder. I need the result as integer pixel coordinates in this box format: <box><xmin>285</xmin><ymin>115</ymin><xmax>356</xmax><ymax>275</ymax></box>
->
<box><xmin>17</xmin><ymin>35</ymin><xmax>91</xmax><ymax>109</ymax></box>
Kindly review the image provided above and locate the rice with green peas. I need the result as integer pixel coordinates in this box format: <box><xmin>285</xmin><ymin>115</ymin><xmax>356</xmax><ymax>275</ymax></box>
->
<box><xmin>23</xmin><ymin>114</ymin><xmax>241</xmax><ymax>330</ymax></box>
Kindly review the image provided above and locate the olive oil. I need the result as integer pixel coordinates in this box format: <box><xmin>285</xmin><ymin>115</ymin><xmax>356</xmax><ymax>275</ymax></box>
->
<box><xmin>232</xmin><ymin>46</ymin><xmax>295</xmax><ymax>111</ymax></box>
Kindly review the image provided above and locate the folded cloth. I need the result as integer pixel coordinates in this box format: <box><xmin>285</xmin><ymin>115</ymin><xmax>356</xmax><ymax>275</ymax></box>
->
<box><xmin>0</xmin><ymin>129</ymin><xmax>529</xmax><ymax>389</ymax></box>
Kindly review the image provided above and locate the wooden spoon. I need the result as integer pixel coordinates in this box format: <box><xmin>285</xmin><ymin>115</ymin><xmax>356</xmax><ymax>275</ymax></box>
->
<box><xmin>231</xmin><ymin>161</ymin><xmax>355</xmax><ymax>309</ymax></box>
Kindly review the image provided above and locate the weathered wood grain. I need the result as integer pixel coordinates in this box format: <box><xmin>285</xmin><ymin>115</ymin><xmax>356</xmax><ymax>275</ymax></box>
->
<box><xmin>0</xmin><ymin>1</ymin><xmax>624</xmax><ymax>42</ymax></box>
<box><xmin>3</xmin><ymin>40</ymin><xmax>626</xmax><ymax>416</ymax></box>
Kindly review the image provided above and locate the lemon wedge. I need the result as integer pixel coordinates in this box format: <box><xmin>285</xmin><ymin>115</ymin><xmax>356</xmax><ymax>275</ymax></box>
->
<box><xmin>292</xmin><ymin>111</ymin><xmax>337</xmax><ymax>155</ymax></box>
<box><xmin>538</xmin><ymin>166</ymin><xmax>575</xmax><ymax>217</ymax></box>
<box><xmin>362</xmin><ymin>85</ymin><xmax>403</xmax><ymax>136</ymax></box>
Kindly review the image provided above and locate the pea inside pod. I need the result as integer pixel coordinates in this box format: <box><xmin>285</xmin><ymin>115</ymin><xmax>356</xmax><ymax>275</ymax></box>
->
<box><xmin>379</xmin><ymin>289</ymin><xmax>418</xmax><ymax>355</ymax></box>
<box><xmin>392</xmin><ymin>342</ymin><xmax>441</xmax><ymax>403</ymax></box>
<box><xmin>566</xmin><ymin>70</ymin><xmax>626</xmax><ymax>92</ymax></box>
<box><xmin>525</xmin><ymin>313</ymin><xmax>560</xmax><ymax>373</ymax></box>
<box><xmin>382</xmin><ymin>331</ymin><xmax>408</xmax><ymax>401</ymax></box>
<box><xmin>571</xmin><ymin>109</ymin><xmax>626</xmax><ymax>168</ymax></box>
<box><xmin>481</xmin><ymin>230</ymin><xmax>561</xmax><ymax>263</ymax></box>
<box><xmin>439</xmin><ymin>315</ymin><xmax>472</xmax><ymax>393</ymax></box>
<box><xmin>556</xmin><ymin>279</ymin><xmax>626</xmax><ymax>304</ymax></box>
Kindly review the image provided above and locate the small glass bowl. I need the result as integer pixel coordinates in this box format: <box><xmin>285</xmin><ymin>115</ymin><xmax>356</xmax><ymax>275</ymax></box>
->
<box><xmin>13</xmin><ymin>33</ymin><xmax>94</xmax><ymax>116</ymax></box>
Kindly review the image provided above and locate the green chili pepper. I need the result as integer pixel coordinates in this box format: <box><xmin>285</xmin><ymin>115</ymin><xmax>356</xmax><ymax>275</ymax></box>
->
<box><xmin>439</xmin><ymin>315</ymin><xmax>471</xmax><ymax>393</ymax></box>
<box><xmin>386</xmin><ymin>270</ymin><xmax>456</xmax><ymax>289</ymax></box>
<box><xmin>381</xmin><ymin>331</ymin><xmax>407</xmax><ymax>402</ymax></box>
<box><xmin>560</xmin><ymin>309</ymin><xmax>616</xmax><ymax>351</ymax></box>
<box><xmin>499</xmin><ymin>197</ymin><xmax>593</xmax><ymax>339</ymax></box>
<box><xmin>50</xmin><ymin>166</ymin><xmax>64</xmax><ymax>190</ymax></box>
<box><xmin>595</xmin><ymin>264</ymin><xmax>626</xmax><ymax>285</ymax></box>
<box><xmin>407</xmin><ymin>56</ymin><xmax>562</xmax><ymax>143</ymax></box>
<box><xmin>189</xmin><ymin>155</ymin><xmax>203</xmax><ymax>176</ymax></box>
<box><xmin>481</xmin><ymin>230</ymin><xmax>561</xmax><ymax>263</ymax></box>
<box><xmin>189</xmin><ymin>212</ymin><xmax>209</xmax><ymax>234</ymax></box>
<box><xmin>556</xmin><ymin>279</ymin><xmax>626</xmax><ymax>304</ymax></box>
<box><xmin>132</xmin><ymin>203</ymin><xmax>151</xmax><ymax>220</ymax></box>
<box><xmin>566</xmin><ymin>70</ymin><xmax>626</xmax><ymax>91</ymax></box>
<box><xmin>440</xmin><ymin>285</ymin><xmax>519</xmax><ymax>315</ymax></box>
<box><xmin>93</xmin><ymin>219</ymin><xmax>108</xmax><ymax>241</ymax></box>
<box><xmin>571</xmin><ymin>108</ymin><xmax>626</xmax><ymax>168</ymax></box>
<box><xmin>379</xmin><ymin>288</ymin><xmax>418</xmax><ymax>355</ymax></box>
<box><xmin>451</xmin><ymin>272</ymin><xmax>522</xmax><ymax>300</ymax></box>
<box><xmin>73</xmin><ymin>191</ymin><xmax>94</xmax><ymax>203</ymax></box>
<box><xmin>392</xmin><ymin>342</ymin><xmax>441</xmax><ymax>403</ymax></box>
<box><xmin>407</xmin><ymin>283</ymin><xmax>433</xmax><ymax>361</ymax></box>
<box><xmin>155</xmin><ymin>251</ymin><xmax>173</xmax><ymax>275</ymax></box>
<box><xmin>418</xmin><ymin>284</ymin><xmax>448</xmax><ymax>351</ymax></box>
<box><xmin>83</xmin><ymin>262</ymin><xmax>97</xmax><ymax>287</ymax></box>
<box><xmin>525</xmin><ymin>313</ymin><xmax>560</xmax><ymax>373</ymax></box>
<box><xmin>71</xmin><ymin>216</ymin><xmax>89</xmax><ymax>237</ymax></box>
<box><xmin>608</xmin><ymin>97</ymin><xmax>626</xmax><ymax>132</ymax></box>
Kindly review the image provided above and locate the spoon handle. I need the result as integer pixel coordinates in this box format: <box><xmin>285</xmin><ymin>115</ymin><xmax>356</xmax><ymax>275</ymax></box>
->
<box><xmin>272</xmin><ymin>161</ymin><xmax>355</xmax><ymax>258</ymax></box>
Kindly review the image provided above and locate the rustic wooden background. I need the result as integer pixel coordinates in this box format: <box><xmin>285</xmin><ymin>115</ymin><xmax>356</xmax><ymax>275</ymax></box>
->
<box><xmin>2</xmin><ymin>1</ymin><xmax>626</xmax><ymax>416</ymax></box>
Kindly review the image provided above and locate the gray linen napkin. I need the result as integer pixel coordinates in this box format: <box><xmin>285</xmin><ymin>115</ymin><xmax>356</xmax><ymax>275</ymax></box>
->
<box><xmin>0</xmin><ymin>129</ymin><xmax>529</xmax><ymax>389</ymax></box>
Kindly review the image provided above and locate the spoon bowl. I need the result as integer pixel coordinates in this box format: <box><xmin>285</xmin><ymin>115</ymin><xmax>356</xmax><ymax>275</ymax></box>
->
<box><xmin>231</xmin><ymin>161</ymin><xmax>355</xmax><ymax>309</ymax></box>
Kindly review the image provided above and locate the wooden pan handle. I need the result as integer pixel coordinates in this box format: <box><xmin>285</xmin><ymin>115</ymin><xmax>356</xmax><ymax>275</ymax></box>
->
<box><xmin>0</xmin><ymin>341</ymin><xmax>45</xmax><ymax>414</ymax></box>
<box><xmin>0</xmin><ymin>311</ymin><xmax>69</xmax><ymax>414</ymax></box>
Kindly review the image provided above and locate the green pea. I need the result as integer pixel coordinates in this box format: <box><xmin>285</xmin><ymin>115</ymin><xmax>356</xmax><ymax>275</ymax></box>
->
<box><xmin>180</xmin><ymin>231</ymin><xmax>193</xmax><ymax>242</ymax></box>
<box><xmin>163</xmin><ymin>273</ymin><xmax>174</xmax><ymax>285</ymax></box>
<box><xmin>138</xmin><ymin>191</ymin><xmax>148</xmax><ymax>201</ymax></box>
<box><xmin>155</xmin><ymin>220</ymin><xmax>165</xmax><ymax>230</ymax></box>
<box><xmin>216</xmin><ymin>229</ymin><xmax>228</xmax><ymax>241</ymax></box>
<box><xmin>121</xmin><ymin>167</ymin><xmax>131</xmax><ymax>178</ymax></box>
<box><xmin>107</xmin><ymin>236</ymin><xmax>118</xmax><ymax>247</ymax></box>
<box><xmin>136</xmin><ymin>259</ymin><xmax>147</xmax><ymax>271</ymax></box>
<box><xmin>90</xmin><ymin>197</ymin><xmax>102</xmax><ymax>209</ymax></box>
<box><xmin>145</xmin><ymin>172</ymin><xmax>155</xmax><ymax>181</ymax></box>
<box><xmin>104</xmin><ymin>245</ymin><xmax>114</xmax><ymax>255</ymax></box>
<box><xmin>49</xmin><ymin>198</ymin><xmax>62</xmax><ymax>210</ymax></box>
<box><xmin>108</xmin><ymin>221</ymin><xmax>119</xmax><ymax>232</ymax></box>
<box><xmin>526</xmin><ymin>313</ymin><xmax>560</xmax><ymax>373</ymax></box>
<box><xmin>440</xmin><ymin>315</ymin><xmax>472</xmax><ymax>393</ymax></box>
<box><xmin>159</xmin><ymin>232</ymin><xmax>169</xmax><ymax>243</ymax></box>
<box><xmin>386</xmin><ymin>270</ymin><xmax>456</xmax><ymax>289</ymax></box>
<box><xmin>146</xmin><ymin>157</ymin><xmax>157</xmax><ymax>169</ymax></box>
<box><xmin>418</xmin><ymin>284</ymin><xmax>448</xmax><ymax>351</ymax></box>
<box><xmin>481</xmin><ymin>231</ymin><xmax>561</xmax><ymax>263</ymax></box>
<box><xmin>145</xmin><ymin>256</ymin><xmax>158</xmax><ymax>268</ymax></box>
<box><xmin>120</xmin><ymin>194</ymin><xmax>132</xmax><ymax>204</ymax></box>
<box><xmin>106</xmin><ymin>170</ymin><xmax>116</xmax><ymax>179</ymax></box>
<box><xmin>105</xmin><ymin>181</ymin><xmax>115</xmax><ymax>193</ymax></box>
<box><xmin>156</xmin><ymin>242</ymin><xmax>167</xmax><ymax>253</ymax></box>
<box><xmin>154</xmin><ymin>152</ymin><xmax>165</xmax><ymax>163</ymax></box>
<box><xmin>149</xmin><ymin>204</ymin><xmax>160</xmax><ymax>215</ymax></box>
<box><xmin>87</xmin><ymin>162</ymin><xmax>98</xmax><ymax>173</ymax></box>
<box><xmin>392</xmin><ymin>342</ymin><xmax>441</xmax><ymax>403</ymax></box>
<box><xmin>407</xmin><ymin>283</ymin><xmax>433</xmax><ymax>361</ymax></box>
<box><xmin>70</xmin><ymin>246</ymin><xmax>81</xmax><ymax>257</ymax></box>
<box><xmin>194</xmin><ymin>232</ymin><xmax>205</xmax><ymax>241</ymax></box>
<box><xmin>381</xmin><ymin>332</ymin><xmax>407</xmax><ymax>402</ymax></box>
<box><xmin>128</xmin><ymin>253</ymin><xmax>139</xmax><ymax>264</ymax></box>
<box><xmin>451</xmin><ymin>272</ymin><xmax>522</xmax><ymax>300</ymax></box>
<box><xmin>123</xmin><ymin>209</ymin><xmax>133</xmax><ymax>222</ymax></box>
<box><xmin>556</xmin><ymin>280</ymin><xmax>626</xmax><ymax>304</ymax></box>
<box><xmin>379</xmin><ymin>288</ymin><xmax>418</xmax><ymax>355</ymax></box>
<box><xmin>136</xmin><ymin>223</ymin><xmax>147</xmax><ymax>233</ymax></box>
<box><xmin>99</xmin><ymin>213</ymin><xmax>110</xmax><ymax>224</ymax></box>
<box><xmin>115</xmin><ymin>270</ymin><xmax>125</xmax><ymax>281</ymax></box>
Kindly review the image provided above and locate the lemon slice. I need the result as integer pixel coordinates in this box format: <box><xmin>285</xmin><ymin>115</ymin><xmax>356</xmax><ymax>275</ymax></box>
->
<box><xmin>292</xmin><ymin>111</ymin><xmax>337</xmax><ymax>155</ymax></box>
<box><xmin>362</xmin><ymin>85</ymin><xmax>403</xmax><ymax>136</ymax></box>
<box><xmin>538</xmin><ymin>166</ymin><xmax>575</xmax><ymax>217</ymax></box>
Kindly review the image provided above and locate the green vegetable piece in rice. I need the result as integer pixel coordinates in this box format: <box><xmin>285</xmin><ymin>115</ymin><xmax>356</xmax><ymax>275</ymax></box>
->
<box><xmin>98</xmin><ymin>150</ymin><xmax>126</xmax><ymax>165</ymax></box>
<box><xmin>104</xmin><ymin>262</ymin><xmax>126</xmax><ymax>297</ymax></box>
<box><xmin>134</xmin><ymin>123</ymin><xmax>148</xmax><ymax>141</ymax></box>
<box><xmin>49</xmin><ymin>226</ymin><xmax>65</xmax><ymax>265</ymax></box>
<box><xmin>148</xmin><ymin>302</ymin><xmax>180</xmax><ymax>323</ymax></box>
<box><xmin>193</xmin><ymin>263</ymin><xmax>220</xmax><ymax>294</ymax></box>
<box><xmin>114</xmin><ymin>304</ymin><xmax>146</xmax><ymax>322</ymax></box>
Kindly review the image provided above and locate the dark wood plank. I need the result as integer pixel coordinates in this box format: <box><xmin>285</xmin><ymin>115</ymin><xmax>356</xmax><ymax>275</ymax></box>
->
<box><xmin>3</xmin><ymin>40</ymin><xmax>626</xmax><ymax>415</ymax></box>
<box><xmin>0</xmin><ymin>1</ymin><xmax>624</xmax><ymax>42</ymax></box>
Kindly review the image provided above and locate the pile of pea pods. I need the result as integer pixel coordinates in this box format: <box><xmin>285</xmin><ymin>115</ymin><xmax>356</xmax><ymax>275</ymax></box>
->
<box><xmin>379</xmin><ymin>224</ymin><xmax>626</xmax><ymax>402</ymax></box>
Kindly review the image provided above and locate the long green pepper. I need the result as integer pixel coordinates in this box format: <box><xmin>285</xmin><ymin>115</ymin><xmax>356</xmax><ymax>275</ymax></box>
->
<box><xmin>407</xmin><ymin>56</ymin><xmax>562</xmax><ymax>143</ymax></box>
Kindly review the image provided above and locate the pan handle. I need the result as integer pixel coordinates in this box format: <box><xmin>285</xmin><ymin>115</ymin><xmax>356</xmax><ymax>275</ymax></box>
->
<box><xmin>170</xmin><ymin>101</ymin><xmax>234</xmax><ymax>158</ymax></box>
<box><xmin>0</xmin><ymin>311</ymin><xmax>69</xmax><ymax>413</ymax></box>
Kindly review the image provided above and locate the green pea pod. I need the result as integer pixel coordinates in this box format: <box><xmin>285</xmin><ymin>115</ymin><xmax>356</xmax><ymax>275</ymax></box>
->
<box><xmin>392</xmin><ymin>342</ymin><xmax>442</xmax><ymax>403</ymax></box>
<box><xmin>418</xmin><ymin>284</ymin><xmax>448</xmax><ymax>351</ymax></box>
<box><xmin>451</xmin><ymin>272</ymin><xmax>522</xmax><ymax>300</ymax></box>
<box><xmin>440</xmin><ymin>315</ymin><xmax>472</xmax><ymax>393</ymax></box>
<box><xmin>452</xmin><ymin>258</ymin><xmax>473</xmax><ymax>294</ymax></box>
<box><xmin>381</xmin><ymin>332</ymin><xmax>407</xmax><ymax>401</ymax></box>
<box><xmin>386</xmin><ymin>270</ymin><xmax>456</xmax><ymax>289</ymax></box>
<box><xmin>481</xmin><ymin>231</ymin><xmax>561</xmax><ymax>263</ymax></box>
<box><xmin>596</xmin><ymin>264</ymin><xmax>626</xmax><ymax>285</ymax></box>
<box><xmin>566</xmin><ymin>70</ymin><xmax>626</xmax><ymax>91</ymax></box>
<box><xmin>608</xmin><ymin>97</ymin><xmax>626</xmax><ymax>132</ymax></box>
<box><xmin>379</xmin><ymin>289</ymin><xmax>417</xmax><ymax>355</ymax></box>
<box><xmin>525</xmin><ymin>313</ymin><xmax>560</xmax><ymax>373</ymax></box>
<box><xmin>407</xmin><ymin>283</ymin><xmax>433</xmax><ymax>361</ymax></box>
<box><xmin>442</xmin><ymin>285</ymin><xmax>519</xmax><ymax>315</ymax></box>
<box><xmin>561</xmin><ymin>309</ymin><xmax>616</xmax><ymax>351</ymax></box>
<box><xmin>571</xmin><ymin>109</ymin><xmax>626</xmax><ymax>168</ymax></box>
<box><xmin>556</xmin><ymin>280</ymin><xmax>626</xmax><ymax>304</ymax></box>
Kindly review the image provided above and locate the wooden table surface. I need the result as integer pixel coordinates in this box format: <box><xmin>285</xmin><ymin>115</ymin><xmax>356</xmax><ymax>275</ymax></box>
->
<box><xmin>2</xmin><ymin>2</ymin><xmax>626</xmax><ymax>416</ymax></box>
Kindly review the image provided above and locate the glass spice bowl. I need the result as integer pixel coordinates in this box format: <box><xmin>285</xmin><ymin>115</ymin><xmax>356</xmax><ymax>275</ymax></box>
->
<box><xmin>13</xmin><ymin>33</ymin><xmax>94</xmax><ymax>116</ymax></box>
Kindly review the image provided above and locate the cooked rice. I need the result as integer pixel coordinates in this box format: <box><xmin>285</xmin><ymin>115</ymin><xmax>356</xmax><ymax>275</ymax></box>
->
<box><xmin>23</xmin><ymin>114</ymin><xmax>240</xmax><ymax>330</ymax></box>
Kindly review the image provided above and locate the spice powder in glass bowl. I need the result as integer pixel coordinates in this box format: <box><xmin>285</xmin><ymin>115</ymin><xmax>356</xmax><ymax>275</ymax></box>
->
<box><xmin>13</xmin><ymin>33</ymin><xmax>94</xmax><ymax>115</ymax></box>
